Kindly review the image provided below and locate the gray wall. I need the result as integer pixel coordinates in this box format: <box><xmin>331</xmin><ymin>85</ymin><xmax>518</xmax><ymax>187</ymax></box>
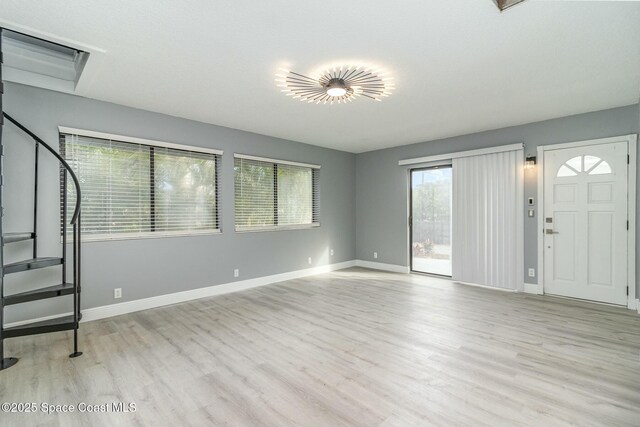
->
<box><xmin>3</xmin><ymin>81</ymin><xmax>638</xmax><ymax>325</ymax></box>
<box><xmin>2</xmin><ymin>82</ymin><xmax>356</xmax><ymax>323</ymax></box>
<box><xmin>356</xmin><ymin>104</ymin><xmax>640</xmax><ymax>294</ymax></box>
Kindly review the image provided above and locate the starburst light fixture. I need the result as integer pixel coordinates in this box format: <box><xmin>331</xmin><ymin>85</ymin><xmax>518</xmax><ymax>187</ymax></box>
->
<box><xmin>275</xmin><ymin>64</ymin><xmax>394</xmax><ymax>104</ymax></box>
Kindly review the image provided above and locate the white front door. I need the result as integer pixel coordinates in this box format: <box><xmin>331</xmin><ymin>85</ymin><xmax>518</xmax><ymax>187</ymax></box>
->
<box><xmin>543</xmin><ymin>141</ymin><xmax>628</xmax><ymax>305</ymax></box>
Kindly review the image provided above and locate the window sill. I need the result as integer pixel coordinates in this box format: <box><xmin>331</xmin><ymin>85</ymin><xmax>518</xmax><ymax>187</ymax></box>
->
<box><xmin>235</xmin><ymin>223</ymin><xmax>320</xmax><ymax>233</ymax></box>
<box><xmin>64</xmin><ymin>229</ymin><xmax>221</xmax><ymax>243</ymax></box>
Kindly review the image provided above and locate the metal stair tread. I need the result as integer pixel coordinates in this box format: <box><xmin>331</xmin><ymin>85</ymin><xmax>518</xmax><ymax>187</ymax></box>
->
<box><xmin>3</xmin><ymin>257</ymin><xmax>63</xmax><ymax>275</ymax></box>
<box><xmin>3</xmin><ymin>232</ymin><xmax>35</xmax><ymax>244</ymax></box>
<box><xmin>3</xmin><ymin>283</ymin><xmax>74</xmax><ymax>305</ymax></box>
<box><xmin>2</xmin><ymin>315</ymin><xmax>77</xmax><ymax>338</ymax></box>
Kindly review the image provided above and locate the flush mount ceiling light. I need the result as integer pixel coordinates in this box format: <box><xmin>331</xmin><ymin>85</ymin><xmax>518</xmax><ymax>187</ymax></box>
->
<box><xmin>276</xmin><ymin>65</ymin><xmax>394</xmax><ymax>104</ymax></box>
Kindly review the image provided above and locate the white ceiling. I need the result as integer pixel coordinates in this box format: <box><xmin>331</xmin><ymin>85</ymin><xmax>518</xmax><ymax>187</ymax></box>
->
<box><xmin>1</xmin><ymin>0</ymin><xmax>639</xmax><ymax>153</ymax></box>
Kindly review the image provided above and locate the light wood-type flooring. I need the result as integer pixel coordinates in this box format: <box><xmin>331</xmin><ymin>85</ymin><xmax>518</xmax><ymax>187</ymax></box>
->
<box><xmin>1</xmin><ymin>267</ymin><xmax>639</xmax><ymax>426</ymax></box>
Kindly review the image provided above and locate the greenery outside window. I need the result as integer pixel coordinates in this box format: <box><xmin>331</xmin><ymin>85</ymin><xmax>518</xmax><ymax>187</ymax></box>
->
<box><xmin>234</xmin><ymin>154</ymin><xmax>320</xmax><ymax>231</ymax></box>
<box><xmin>60</xmin><ymin>130</ymin><xmax>221</xmax><ymax>241</ymax></box>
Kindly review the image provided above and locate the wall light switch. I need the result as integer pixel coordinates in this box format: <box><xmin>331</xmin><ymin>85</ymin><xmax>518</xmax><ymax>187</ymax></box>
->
<box><xmin>528</xmin><ymin>209</ymin><xmax>535</xmax><ymax>218</ymax></box>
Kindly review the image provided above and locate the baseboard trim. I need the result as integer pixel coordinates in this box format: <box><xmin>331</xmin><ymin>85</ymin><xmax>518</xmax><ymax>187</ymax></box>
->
<box><xmin>355</xmin><ymin>260</ymin><xmax>409</xmax><ymax>273</ymax></box>
<box><xmin>82</xmin><ymin>260</ymin><xmax>356</xmax><ymax>322</ymax></box>
<box><xmin>524</xmin><ymin>282</ymin><xmax>543</xmax><ymax>295</ymax></box>
<box><xmin>7</xmin><ymin>264</ymin><xmax>636</xmax><ymax>328</ymax></box>
<box><xmin>5</xmin><ymin>260</ymin><xmax>357</xmax><ymax>327</ymax></box>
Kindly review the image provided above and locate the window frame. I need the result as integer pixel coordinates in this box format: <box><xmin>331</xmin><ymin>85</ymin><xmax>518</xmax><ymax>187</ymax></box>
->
<box><xmin>233</xmin><ymin>153</ymin><xmax>320</xmax><ymax>233</ymax></box>
<box><xmin>58</xmin><ymin>127</ymin><xmax>223</xmax><ymax>242</ymax></box>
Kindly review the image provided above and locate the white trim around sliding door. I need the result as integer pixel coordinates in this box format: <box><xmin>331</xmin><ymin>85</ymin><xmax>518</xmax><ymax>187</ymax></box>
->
<box><xmin>537</xmin><ymin>134</ymin><xmax>637</xmax><ymax>310</ymax></box>
<box><xmin>398</xmin><ymin>143</ymin><xmax>523</xmax><ymax>166</ymax></box>
<box><xmin>404</xmin><ymin>160</ymin><xmax>454</xmax><ymax>270</ymax></box>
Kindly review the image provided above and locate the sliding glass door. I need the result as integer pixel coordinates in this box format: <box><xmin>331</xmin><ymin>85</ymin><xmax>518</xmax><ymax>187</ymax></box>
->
<box><xmin>410</xmin><ymin>166</ymin><xmax>452</xmax><ymax>276</ymax></box>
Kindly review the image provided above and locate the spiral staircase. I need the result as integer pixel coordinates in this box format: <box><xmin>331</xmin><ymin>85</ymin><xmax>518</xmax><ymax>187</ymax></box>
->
<box><xmin>0</xmin><ymin>28</ymin><xmax>83</xmax><ymax>370</ymax></box>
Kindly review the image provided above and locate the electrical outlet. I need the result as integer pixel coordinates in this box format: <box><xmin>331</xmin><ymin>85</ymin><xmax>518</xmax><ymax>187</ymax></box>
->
<box><xmin>528</xmin><ymin>268</ymin><xmax>535</xmax><ymax>278</ymax></box>
<box><xmin>233</xmin><ymin>269</ymin><xmax>239</xmax><ymax>278</ymax></box>
<box><xmin>373</xmin><ymin>252</ymin><xmax>378</xmax><ymax>259</ymax></box>
<box><xmin>330</xmin><ymin>249</ymin><xmax>334</xmax><ymax>256</ymax></box>
<box><xmin>307</xmin><ymin>257</ymin><xmax>312</xmax><ymax>265</ymax></box>
<box><xmin>114</xmin><ymin>288</ymin><xmax>122</xmax><ymax>299</ymax></box>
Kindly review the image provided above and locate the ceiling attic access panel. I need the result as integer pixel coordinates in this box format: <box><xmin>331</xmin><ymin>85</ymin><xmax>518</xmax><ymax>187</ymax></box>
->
<box><xmin>494</xmin><ymin>0</ymin><xmax>525</xmax><ymax>12</ymax></box>
<box><xmin>1</xmin><ymin>28</ymin><xmax>90</xmax><ymax>93</ymax></box>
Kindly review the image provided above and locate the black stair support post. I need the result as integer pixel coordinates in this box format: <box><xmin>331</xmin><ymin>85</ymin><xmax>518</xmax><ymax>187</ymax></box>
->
<box><xmin>62</xmin><ymin>172</ymin><xmax>67</xmax><ymax>284</ymax></box>
<box><xmin>0</xmin><ymin>27</ymin><xmax>19</xmax><ymax>370</ymax></box>
<box><xmin>69</xmin><ymin>214</ymin><xmax>81</xmax><ymax>358</ymax></box>
<box><xmin>60</xmin><ymin>142</ymin><xmax>81</xmax><ymax>358</ymax></box>
<box><xmin>77</xmin><ymin>213</ymin><xmax>81</xmax><ymax>321</ymax></box>
<box><xmin>33</xmin><ymin>140</ymin><xmax>38</xmax><ymax>258</ymax></box>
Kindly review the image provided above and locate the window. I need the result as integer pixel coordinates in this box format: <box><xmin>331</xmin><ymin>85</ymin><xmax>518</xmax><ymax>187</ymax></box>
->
<box><xmin>234</xmin><ymin>154</ymin><xmax>319</xmax><ymax>231</ymax></box>
<box><xmin>557</xmin><ymin>155</ymin><xmax>612</xmax><ymax>177</ymax></box>
<box><xmin>60</xmin><ymin>130</ymin><xmax>221</xmax><ymax>240</ymax></box>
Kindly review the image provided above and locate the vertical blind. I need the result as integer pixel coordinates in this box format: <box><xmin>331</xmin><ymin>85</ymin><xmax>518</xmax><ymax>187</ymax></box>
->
<box><xmin>234</xmin><ymin>155</ymin><xmax>320</xmax><ymax>230</ymax></box>
<box><xmin>451</xmin><ymin>149</ymin><xmax>524</xmax><ymax>290</ymax></box>
<box><xmin>60</xmin><ymin>133</ymin><xmax>221</xmax><ymax>240</ymax></box>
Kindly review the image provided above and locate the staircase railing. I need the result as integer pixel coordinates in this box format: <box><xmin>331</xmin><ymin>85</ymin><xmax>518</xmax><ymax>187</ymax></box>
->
<box><xmin>0</xmin><ymin>112</ymin><xmax>83</xmax><ymax>369</ymax></box>
<box><xmin>2</xmin><ymin>113</ymin><xmax>81</xmax><ymax>224</ymax></box>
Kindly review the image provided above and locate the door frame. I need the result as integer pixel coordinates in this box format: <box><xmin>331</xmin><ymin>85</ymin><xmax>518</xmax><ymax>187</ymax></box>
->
<box><xmin>536</xmin><ymin>134</ymin><xmax>637</xmax><ymax>310</ymax></box>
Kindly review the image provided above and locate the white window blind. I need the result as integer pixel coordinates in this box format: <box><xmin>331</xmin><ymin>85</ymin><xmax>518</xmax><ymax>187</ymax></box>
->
<box><xmin>234</xmin><ymin>155</ymin><xmax>320</xmax><ymax>231</ymax></box>
<box><xmin>451</xmin><ymin>149</ymin><xmax>524</xmax><ymax>290</ymax></box>
<box><xmin>60</xmin><ymin>133</ymin><xmax>221</xmax><ymax>240</ymax></box>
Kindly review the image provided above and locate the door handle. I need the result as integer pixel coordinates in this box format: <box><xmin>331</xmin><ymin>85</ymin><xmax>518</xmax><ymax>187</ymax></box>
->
<box><xmin>545</xmin><ymin>229</ymin><xmax>559</xmax><ymax>234</ymax></box>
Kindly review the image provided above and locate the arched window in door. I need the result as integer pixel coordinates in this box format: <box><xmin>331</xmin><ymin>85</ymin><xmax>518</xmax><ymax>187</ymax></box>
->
<box><xmin>557</xmin><ymin>155</ymin><xmax>612</xmax><ymax>177</ymax></box>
